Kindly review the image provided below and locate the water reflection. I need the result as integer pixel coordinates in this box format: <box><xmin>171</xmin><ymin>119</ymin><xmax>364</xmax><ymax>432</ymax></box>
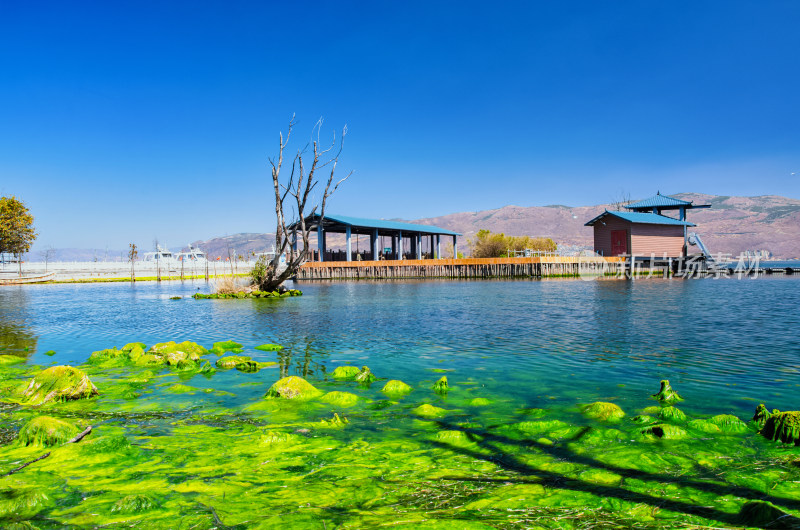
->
<box><xmin>0</xmin><ymin>286</ymin><xmax>38</xmax><ymax>357</ymax></box>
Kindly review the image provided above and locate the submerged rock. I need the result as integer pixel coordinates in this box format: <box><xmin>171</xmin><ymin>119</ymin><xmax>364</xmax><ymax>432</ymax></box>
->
<box><xmin>652</xmin><ymin>379</ymin><xmax>683</xmax><ymax>404</ymax></box>
<box><xmin>641</xmin><ymin>423</ymin><xmax>687</xmax><ymax>439</ymax></box>
<box><xmin>111</xmin><ymin>494</ymin><xmax>159</xmax><ymax>514</ymax></box>
<box><xmin>752</xmin><ymin>403</ymin><xmax>772</xmax><ymax>429</ymax></box>
<box><xmin>469</xmin><ymin>397</ymin><xmax>492</xmax><ymax>407</ymax></box>
<box><xmin>355</xmin><ymin>366</ymin><xmax>377</xmax><ymax>384</ymax></box>
<box><xmin>657</xmin><ymin>406</ymin><xmax>687</xmax><ymax>423</ymax></box>
<box><xmin>381</xmin><ymin>380</ymin><xmax>412</xmax><ymax>397</ymax></box>
<box><xmin>331</xmin><ymin>366</ymin><xmax>360</xmax><ymax>380</ymax></box>
<box><xmin>209</xmin><ymin>340</ymin><xmax>243</xmax><ymax>355</ymax></box>
<box><xmin>632</xmin><ymin>415</ymin><xmax>657</xmax><ymax>425</ymax></box>
<box><xmin>121</xmin><ymin>342</ymin><xmax>146</xmax><ymax>352</ymax></box>
<box><xmin>435</xmin><ymin>430</ymin><xmax>475</xmax><ymax>447</ymax></box>
<box><xmin>708</xmin><ymin>414</ymin><xmax>748</xmax><ymax>433</ymax></box>
<box><xmin>581</xmin><ymin>402</ymin><xmax>625</xmax><ymax>422</ymax></box>
<box><xmin>235</xmin><ymin>360</ymin><xmax>260</xmax><ymax>373</ymax></box>
<box><xmin>760</xmin><ymin>411</ymin><xmax>800</xmax><ymax>445</ymax></box>
<box><xmin>150</xmin><ymin>341</ymin><xmax>208</xmax><ymax>357</ymax></box>
<box><xmin>87</xmin><ymin>347</ymin><xmax>126</xmax><ymax>364</ymax></box>
<box><xmin>412</xmin><ymin>404</ymin><xmax>448</xmax><ymax>418</ymax></box>
<box><xmin>320</xmin><ymin>391</ymin><xmax>359</xmax><ymax>407</ymax></box>
<box><xmin>17</xmin><ymin>416</ymin><xmax>78</xmax><ymax>447</ymax></box>
<box><xmin>164</xmin><ymin>350</ymin><xmax>200</xmax><ymax>366</ymax></box>
<box><xmin>21</xmin><ymin>366</ymin><xmax>99</xmax><ymax>405</ymax></box>
<box><xmin>432</xmin><ymin>376</ymin><xmax>449</xmax><ymax>394</ymax></box>
<box><xmin>265</xmin><ymin>376</ymin><xmax>321</xmax><ymax>400</ymax></box>
<box><xmin>216</xmin><ymin>355</ymin><xmax>253</xmax><ymax>369</ymax></box>
<box><xmin>687</xmin><ymin>419</ymin><xmax>722</xmax><ymax>434</ymax></box>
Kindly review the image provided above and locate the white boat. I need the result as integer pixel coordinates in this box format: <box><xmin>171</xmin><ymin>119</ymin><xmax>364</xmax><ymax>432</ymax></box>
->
<box><xmin>175</xmin><ymin>244</ymin><xmax>208</xmax><ymax>265</ymax></box>
<box><xmin>142</xmin><ymin>246</ymin><xmax>179</xmax><ymax>271</ymax></box>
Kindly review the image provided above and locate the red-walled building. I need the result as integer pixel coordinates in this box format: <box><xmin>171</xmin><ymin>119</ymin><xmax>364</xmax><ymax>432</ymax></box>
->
<box><xmin>585</xmin><ymin>193</ymin><xmax>710</xmax><ymax>257</ymax></box>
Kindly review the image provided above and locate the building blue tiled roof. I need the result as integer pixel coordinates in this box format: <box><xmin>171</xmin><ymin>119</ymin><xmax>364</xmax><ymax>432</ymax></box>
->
<box><xmin>625</xmin><ymin>192</ymin><xmax>693</xmax><ymax>210</ymax></box>
<box><xmin>585</xmin><ymin>210</ymin><xmax>696</xmax><ymax>227</ymax></box>
<box><xmin>314</xmin><ymin>214</ymin><xmax>461</xmax><ymax>236</ymax></box>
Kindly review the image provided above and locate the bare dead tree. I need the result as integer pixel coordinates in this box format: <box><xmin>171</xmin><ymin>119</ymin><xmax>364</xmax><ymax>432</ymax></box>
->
<box><xmin>258</xmin><ymin>116</ymin><xmax>351</xmax><ymax>291</ymax></box>
<box><xmin>610</xmin><ymin>190</ymin><xmax>632</xmax><ymax>211</ymax></box>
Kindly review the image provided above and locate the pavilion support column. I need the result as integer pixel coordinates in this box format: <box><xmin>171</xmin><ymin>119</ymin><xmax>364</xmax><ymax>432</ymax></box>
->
<box><xmin>436</xmin><ymin>235</ymin><xmax>441</xmax><ymax>259</ymax></box>
<box><xmin>398</xmin><ymin>231</ymin><xmax>404</xmax><ymax>260</ymax></box>
<box><xmin>416</xmin><ymin>233</ymin><xmax>421</xmax><ymax>259</ymax></box>
<box><xmin>318</xmin><ymin>224</ymin><xmax>325</xmax><ymax>262</ymax></box>
<box><xmin>346</xmin><ymin>226</ymin><xmax>352</xmax><ymax>262</ymax></box>
<box><xmin>453</xmin><ymin>235</ymin><xmax>458</xmax><ymax>258</ymax></box>
<box><xmin>391</xmin><ymin>235</ymin><xmax>396</xmax><ymax>260</ymax></box>
<box><xmin>429</xmin><ymin>235</ymin><xmax>434</xmax><ymax>258</ymax></box>
<box><xmin>371</xmin><ymin>229</ymin><xmax>379</xmax><ymax>260</ymax></box>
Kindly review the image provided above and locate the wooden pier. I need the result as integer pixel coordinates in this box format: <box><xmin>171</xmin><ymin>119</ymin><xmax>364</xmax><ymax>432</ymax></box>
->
<box><xmin>296</xmin><ymin>257</ymin><xmax>627</xmax><ymax>280</ymax></box>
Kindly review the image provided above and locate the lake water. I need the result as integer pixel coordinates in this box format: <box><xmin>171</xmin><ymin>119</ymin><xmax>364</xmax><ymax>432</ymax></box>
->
<box><xmin>3</xmin><ymin>275</ymin><xmax>799</xmax><ymax>417</ymax></box>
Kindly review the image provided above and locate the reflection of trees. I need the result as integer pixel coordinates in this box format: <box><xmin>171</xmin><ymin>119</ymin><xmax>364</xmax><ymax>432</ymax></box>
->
<box><xmin>0</xmin><ymin>288</ymin><xmax>37</xmax><ymax>358</ymax></box>
<box><xmin>278</xmin><ymin>338</ymin><xmax>327</xmax><ymax>379</ymax></box>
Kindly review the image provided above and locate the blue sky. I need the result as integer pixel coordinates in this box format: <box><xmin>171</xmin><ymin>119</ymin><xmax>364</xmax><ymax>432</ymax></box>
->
<box><xmin>1</xmin><ymin>1</ymin><xmax>799</xmax><ymax>250</ymax></box>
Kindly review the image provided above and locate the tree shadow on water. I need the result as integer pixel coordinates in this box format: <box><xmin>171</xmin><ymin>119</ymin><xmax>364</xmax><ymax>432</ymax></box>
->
<box><xmin>427</xmin><ymin>419</ymin><xmax>800</xmax><ymax>528</ymax></box>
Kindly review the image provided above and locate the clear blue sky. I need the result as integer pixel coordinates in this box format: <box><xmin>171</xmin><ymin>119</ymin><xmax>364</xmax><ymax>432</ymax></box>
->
<box><xmin>2</xmin><ymin>1</ymin><xmax>799</xmax><ymax>250</ymax></box>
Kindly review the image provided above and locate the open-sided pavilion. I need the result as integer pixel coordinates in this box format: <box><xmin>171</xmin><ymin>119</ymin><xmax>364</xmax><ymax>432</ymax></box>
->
<box><xmin>289</xmin><ymin>214</ymin><xmax>460</xmax><ymax>262</ymax></box>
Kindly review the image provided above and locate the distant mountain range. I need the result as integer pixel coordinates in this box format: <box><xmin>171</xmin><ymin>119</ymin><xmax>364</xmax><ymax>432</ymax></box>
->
<box><xmin>26</xmin><ymin>193</ymin><xmax>800</xmax><ymax>261</ymax></box>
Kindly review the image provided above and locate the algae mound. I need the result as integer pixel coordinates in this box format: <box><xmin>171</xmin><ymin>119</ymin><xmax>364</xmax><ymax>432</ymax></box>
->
<box><xmin>752</xmin><ymin>403</ymin><xmax>772</xmax><ymax>428</ymax></box>
<box><xmin>707</xmin><ymin>414</ymin><xmax>748</xmax><ymax>433</ymax></box>
<box><xmin>435</xmin><ymin>430</ymin><xmax>475</xmax><ymax>447</ymax></box>
<box><xmin>216</xmin><ymin>356</ymin><xmax>253</xmax><ymax>369</ymax></box>
<box><xmin>331</xmin><ymin>365</ymin><xmax>360</xmax><ymax>380</ymax></box>
<box><xmin>412</xmin><ymin>404</ymin><xmax>448</xmax><ymax>418</ymax></box>
<box><xmin>641</xmin><ymin>423</ymin><xmax>687</xmax><ymax>439</ymax></box>
<box><xmin>255</xmin><ymin>343</ymin><xmax>283</xmax><ymax>351</ymax></box>
<box><xmin>87</xmin><ymin>347</ymin><xmax>127</xmax><ymax>364</ymax></box>
<box><xmin>355</xmin><ymin>366</ymin><xmax>377</xmax><ymax>384</ymax></box>
<box><xmin>469</xmin><ymin>397</ymin><xmax>491</xmax><ymax>406</ymax></box>
<box><xmin>381</xmin><ymin>380</ymin><xmax>412</xmax><ymax>396</ymax></box>
<box><xmin>111</xmin><ymin>494</ymin><xmax>159</xmax><ymax>514</ymax></box>
<box><xmin>739</xmin><ymin>500</ymin><xmax>800</xmax><ymax>527</ymax></box>
<box><xmin>652</xmin><ymin>379</ymin><xmax>683</xmax><ymax>404</ymax></box>
<box><xmin>150</xmin><ymin>341</ymin><xmax>208</xmax><ymax>356</ymax></box>
<box><xmin>21</xmin><ymin>366</ymin><xmax>99</xmax><ymax>405</ymax></box>
<box><xmin>432</xmin><ymin>376</ymin><xmax>449</xmax><ymax>394</ymax></box>
<box><xmin>320</xmin><ymin>412</ymin><xmax>349</xmax><ymax>427</ymax></box>
<box><xmin>0</xmin><ymin>488</ymin><xmax>52</xmax><ymax>520</ymax></box>
<box><xmin>17</xmin><ymin>416</ymin><xmax>78</xmax><ymax>447</ymax></box>
<box><xmin>265</xmin><ymin>376</ymin><xmax>321</xmax><ymax>400</ymax></box>
<box><xmin>320</xmin><ymin>391</ymin><xmax>359</xmax><ymax>407</ymax></box>
<box><xmin>760</xmin><ymin>411</ymin><xmax>800</xmax><ymax>445</ymax></box>
<box><xmin>687</xmin><ymin>419</ymin><xmax>722</xmax><ymax>434</ymax></box>
<box><xmin>657</xmin><ymin>406</ymin><xmax>687</xmax><ymax>423</ymax></box>
<box><xmin>121</xmin><ymin>342</ymin><xmax>146</xmax><ymax>352</ymax></box>
<box><xmin>210</xmin><ymin>340</ymin><xmax>243</xmax><ymax>355</ymax></box>
<box><xmin>580</xmin><ymin>402</ymin><xmax>625</xmax><ymax>422</ymax></box>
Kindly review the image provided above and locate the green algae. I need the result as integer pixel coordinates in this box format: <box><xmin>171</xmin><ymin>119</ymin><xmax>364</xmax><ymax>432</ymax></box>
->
<box><xmin>331</xmin><ymin>365</ymin><xmax>360</xmax><ymax>380</ymax></box>
<box><xmin>760</xmin><ymin>411</ymin><xmax>800</xmax><ymax>445</ymax></box>
<box><xmin>412</xmin><ymin>403</ymin><xmax>448</xmax><ymax>418</ymax></box>
<box><xmin>657</xmin><ymin>406</ymin><xmax>687</xmax><ymax>423</ymax></box>
<box><xmin>215</xmin><ymin>356</ymin><xmax>252</xmax><ymax>369</ymax></box>
<box><xmin>320</xmin><ymin>412</ymin><xmax>349</xmax><ymax>428</ymax></box>
<box><xmin>652</xmin><ymin>379</ymin><xmax>683</xmax><ymax>404</ymax></box>
<box><xmin>752</xmin><ymin>403</ymin><xmax>772</xmax><ymax>429</ymax></box>
<box><xmin>150</xmin><ymin>340</ymin><xmax>207</xmax><ymax>356</ymax></box>
<box><xmin>209</xmin><ymin>340</ymin><xmax>242</xmax><ymax>355</ymax></box>
<box><xmin>468</xmin><ymin>397</ymin><xmax>492</xmax><ymax>406</ymax></box>
<box><xmin>0</xmin><ymin>488</ymin><xmax>52</xmax><ymax>520</ymax></box>
<box><xmin>121</xmin><ymin>342</ymin><xmax>146</xmax><ymax>352</ymax></box>
<box><xmin>17</xmin><ymin>416</ymin><xmax>78</xmax><ymax>447</ymax></box>
<box><xmin>432</xmin><ymin>375</ymin><xmax>449</xmax><ymax>394</ymax></box>
<box><xmin>632</xmin><ymin>415</ymin><xmax>657</xmax><ymax>425</ymax></box>
<box><xmin>0</xmin><ymin>354</ymin><xmax>24</xmax><ymax>365</ymax></box>
<box><xmin>739</xmin><ymin>500</ymin><xmax>800</xmax><ymax>527</ymax></box>
<box><xmin>20</xmin><ymin>365</ymin><xmax>98</xmax><ymax>405</ymax></box>
<box><xmin>708</xmin><ymin>414</ymin><xmax>748</xmax><ymax>433</ymax></box>
<box><xmin>43</xmin><ymin>350</ymin><xmax>56</xmax><ymax>357</ymax></box>
<box><xmin>381</xmin><ymin>379</ymin><xmax>412</xmax><ymax>397</ymax></box>
<box><xmin>354</xmin><ymin>365</ymin><xmax>377</xmax><ymax>384</ymax></box>
<box><xmin>687</xmin><ymin>419</ymin><xmax>723</xmax><ymax>434</ymax></box>
<box><xmin>319</xmin><ymin>391</ymin><xmax>359</xmax><ymax>407</ymax></box>
<box><xmin>167</xmin><ymin>383</ymin><xmax>198</xmax><ymax>394</ymax></box>
<box><xmin>435</xmin><ymin>429</ymin><xmax>477</xmax><ymax>448</ymax></box>
<box><xmin>641</xmin><ymin>423</ymin><xmax>687</xmax><ymax>439</ymax></box>
<box><xmin>111</xmin><ymin>493</ymin><xmax>160</xmax><ymax>513</ymax></box>
<box><xmin>580</xmin><ymin>401</ymin><xmax>625</xmax><ymax>422</ymax></box>
<box><xmin>265</xmin><ymin>376</ymin><xmax>322</xmax><ymax>400</ymax></box>
<box><xmin>254</xmin><ymin>343</ymin><xmax>283</xmax><ymax>351</ymax></box>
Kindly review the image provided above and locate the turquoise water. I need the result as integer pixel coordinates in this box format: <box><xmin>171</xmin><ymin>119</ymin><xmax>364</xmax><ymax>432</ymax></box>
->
<box><xmin>2</xmin><ymin>276</ymin><xmax>799</xmax><ymax>417</ymax></box>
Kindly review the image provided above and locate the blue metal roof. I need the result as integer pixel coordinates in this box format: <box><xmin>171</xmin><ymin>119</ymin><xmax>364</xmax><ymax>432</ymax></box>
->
<box><xmin>625</xmin><ymin>192</ymin><xmax>692</xmax><ymax>210</ymax></box>
<box><xmin>585</xmin><ymin>210</ymin><xmax>696</xmax><ymax>227</ymax></box>
<box><xmin>310</xmin><ymin>214</ymin><xmax>461</xmax><ymax>236</ymax></box>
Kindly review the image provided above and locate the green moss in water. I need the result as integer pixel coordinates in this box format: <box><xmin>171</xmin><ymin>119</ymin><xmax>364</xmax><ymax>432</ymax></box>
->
<box><xmin>355</xmin><ymin>366</ymin><xmax>377</xmax><ymax>384</ymax></box>
<box><xmin>331</xmin><ymin>365</ymin><xmax>360</xmax><ymax>380</ymax></box>
<box><xmin>641</xmin><ymin>423</ymin><xmax>687</xmax><ymax>439</ymax></box>
<box><xmin>121</xmin><ymin>342</ymin><xmax>147</xmax><ymax>352</ymax></box>
<box><xmin>17</xmin><ymin>416</ymin><xmax>78</xmax><ymax>447</ymax></box>
<box><xmin>708</xmin><ymin>414</ymin><xmax>748</xmax><ymax>433</ymax></box>
<box><xmin>687</xmin><ymin>419</ymin><xmax>722</xmax><ymax>434</ymax></box>
<box><xmin>111</xmin><ymin>494</ymin><xmax>160</xmax><ymax>514</ymax></box>
<box><xmin>44</xmin><ymin>350</ymin><xmax>56</xmax><ymax>356</ymax></box>
<box><xmin>209</xmin><ymin>340</ymin><xmax>243</xmax><ymax>355</ymax></box>
<box><xmin>632</xmin><ymin>415</ymin><xmax>657</xmax><ymax>425</ymax></box>
<box><xmin>0</xmin><ymin>354</ymin><xmax>25</xmax><ymax>365</ymax></box>
<box><xmin>432</xmin><ymin>376</ymin><xmax>449</xmax><ymax>394</ymax></box>
<box><xmin>657</xmin><ymin>406</ymin><xmax>687</xmax><ymax>423</ymax></box>
<box><xmin>87</xmin><ymin>347</ymin><xmax>127</xmax><ymax>364</ymax></box>
<box><xmin>320</xmin><ymin>412</ymin><xmax>349</xmax><ymax>428</ymax></box>
<box><xmin>151</xmin><ymin>340</ymin><xmax>208</xmax><ymax>356</ymax></box>
<box><xmin>581</xmin><ymin>402</ymin><xmax>625</xmax><ymax>422</ymax></box>
<box><xmin>738</xmin><ymin>500</ymin><xmax>800</xmax><ymax>527</ymax></box>
<box><xmin>760</xmin><ymin>411</ymin><xmax>800</xmax><ymax>445</ymax></box>
<box><xmin>21</xmin><ymin>365</ymin><xmax>99</xmax><ymax>405</ymax></box>
<box><xmin>265</xmin><ymin>376</ymin><xmax>322</xmax><ymax>400</ymax></box>
<box><xmin>235</xmin><ymin>360</ymin><xmax>259</xmax><ymax>373</ymax></box>
<box><xmin>469</xmin><ymin>397</ymin><xmax>492</xmax><ymax>407</ymax></box>
<box><xmin>435</xmin><ymin>430</ymin><xmax>476</xmax><ymax>448</ymax></box>
<box><xmin>255</xmin><ymin>343</ymin><xmax>283</xmax><ymax>351</ymax></box>
<box><xmin>412</xmin><ymin>404</ymin><xmax>448</xmax><ymax>418</ymax></box>
<box><xmin>651</xmin><ymin>379</ymin><xmax>683</xmax><ymax>404</ymax></box>
<box><xmin>381</xmin><ymin>380</ymin><xmax>412</xmax><ymax>397</ymax></box>
<box><xmin>168</xmin><ymin>384</ymin><xmax>198</xmax><ymax>394</ymax></box>
<box><xmin>0</xmin><ymin>488</ymin><xmax>52</xmax><ymax>520</ymax></box>
<box><xmin>752</xmin><ymin>403</ymin><xmax>772</xmax><ymax>429</ymax></box>
<box><xmin>320</xmin><ymin>391</ymin><xmax>359</xmax><ymax>407</ymax></box>
<box><xmin>216</xmin><ymin>356</ymin><xmax>252</xmax><ymax>369</ymax></box>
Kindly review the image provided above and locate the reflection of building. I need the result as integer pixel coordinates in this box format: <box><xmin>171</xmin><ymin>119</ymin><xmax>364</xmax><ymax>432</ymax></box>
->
<box><xmin>585</xmin><ymin>193</ymin><xmax>710</xmax><ymax>257</ymax></box>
